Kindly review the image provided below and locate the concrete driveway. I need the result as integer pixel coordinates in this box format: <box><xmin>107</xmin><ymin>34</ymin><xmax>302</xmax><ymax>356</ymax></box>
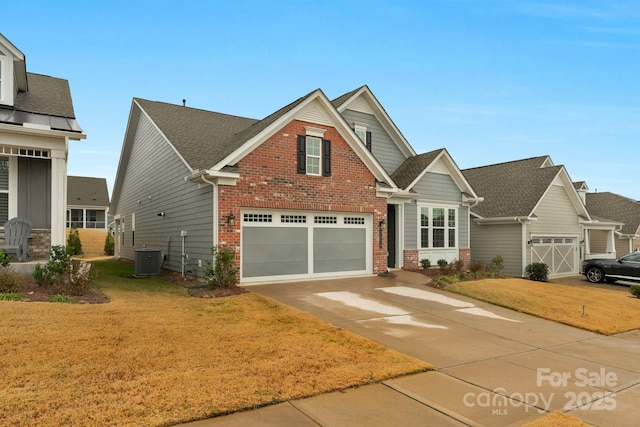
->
<box><xmin>187</xmin><ymin>271</ymin><xmax>640</xmax><ymax>427</ymax></box>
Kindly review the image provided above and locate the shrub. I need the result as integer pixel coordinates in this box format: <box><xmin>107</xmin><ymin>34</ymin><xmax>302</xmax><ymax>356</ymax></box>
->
<box><xmin>0</xmin><ymin>249</ymin><xmax>9</xmax><ymax>268</ymax></box>
<box><xmin>104</xmin><ymin>229</ymin><xmax>115</xmax><ymax>256</ymax></box>
<box><xmin>32</xmin><ymin>245</ymin><xmax>95</xmax><ymax>295</ymax></box>
<box><xmin>469</xmin><ymin>260</ymin><xmax>484</xmax><ymax>278</ymax></box>
<box><xmin>420</xmin><ymin>259</ymin><xmax>431</xmax><ymax>269</ymax></box>
<box><xmin>630</xmin><ymin>285</ymin><xmax>640</xmax><ymax>298</ymax></box>
<box><xmin>66</xmin><ymin>227</ymin><xmax>83</xmax><ymax>256</ymax></box>
<box><xmin>437</xmin><ymin>259</ymin><xmax>448</xmax><ymax>270</ymax></box>
<box><xmin>453</xmin><ymin>259</ymin><xmax>465</xmax><ymax>273</ymax></box>
<box><xmin>434</xmin><ymin>275</ymin><xmax>458</xmax><ymax>288</ymax></box>
<box><xmin>489</xmin><ymin>255</ymin><xmax>505</xmax><ymax>276</ymax></box>
<box><xmin>0</xmin><ymin>266</ymin><xmax>25</xmax><ymax>293</ymax></box>
<box><xmin>526</xmin><ymin>262</ymin><xmax>549</xmax><ymax>282</ymax></box>
<box><xmin>204</xmin><ymin>245</ymin><xmax>239</xmax><ymax>288</ymax></box>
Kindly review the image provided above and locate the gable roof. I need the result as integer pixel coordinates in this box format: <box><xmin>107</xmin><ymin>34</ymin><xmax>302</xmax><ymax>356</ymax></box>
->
<box><xmin>135</xmin><ymin>98</ymin><xmax>258</xmax><ymax>172</ymax></box>
<box><xmin>67</xmin><ymin>176</ymin><xmax>109</xmax><ymax>207</ymax></box>
<box><xmin>14</xmin><ymin>73</ymin><xmax>77</xmax><ymax>118</ymax></box>
<box><xmin>462</xmin><ymin>156</ymin><xmax>585</xmax><ymax>219</ymax></box>
<box><xmin>332</xmin><ymin>85</ymin><xmax>415</xmax><ymax>159</ymax></box>
<box><xmin>586</xmin><ymin>192</ymin><xmax>640</xmax><ymax>236</ymax></box>
<box><xmin>391</xmin><ymin>150</ymin><xmax>442</xmax><ymax>189</ymax></box>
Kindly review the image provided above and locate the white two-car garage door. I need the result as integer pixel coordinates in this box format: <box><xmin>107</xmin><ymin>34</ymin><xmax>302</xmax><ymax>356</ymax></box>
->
<box><xmin>241</xmin><ymin>209</ymin><xmax>372</xmax><ymax>282</ymax></box>
<box><xmin>530</xmin><ymin>236</ymin><xmax>578</xmax><ymax>276</ymax></box>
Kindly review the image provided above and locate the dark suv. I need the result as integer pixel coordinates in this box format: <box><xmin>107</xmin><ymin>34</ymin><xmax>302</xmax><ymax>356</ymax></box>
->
<box><xmin>581</xmin><ymin>252</ymin><xmax>640</xmax><ymax>283</ymax></box>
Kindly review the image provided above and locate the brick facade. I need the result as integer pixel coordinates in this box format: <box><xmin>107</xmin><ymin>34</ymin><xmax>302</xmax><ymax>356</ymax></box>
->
<box><xmin>217</xmin><ymin>119</ymin><xmax>388</xmax><ymax>275</ymax></box>
<box><xmin>403</xmin><ymin>249</ymin><xmax>419</xmax><ymax>270</ymax></box>
<box><xmin>458</xmin><ymin>248</ymin><xmax>471</xmax><ymax>270</ymax></box>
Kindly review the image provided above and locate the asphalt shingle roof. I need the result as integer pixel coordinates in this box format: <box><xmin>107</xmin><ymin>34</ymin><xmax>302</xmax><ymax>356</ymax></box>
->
<box><xmin>586</xmin><ymin>192</ymin><xmax>640</xmax><ymax>236</ymax></box>
<box><xmin>462</xmin><ymin>156</ymin><xmax>561</xmax><ymax>218</ymax></box>
<box><xmin>391</xmin><ymin>149</ymin><xmax>443</xmax><ymax>189</ymax></box>
<box><xmin>67</xmin><ymin>176</ymin><xmax>109</xmax><ymax>206</ymax></box>
<box><xmin>135</xmin><ymin>90</ymin><xmax>317</xmax><ymax>171</ymax></box>
<box><xmin>14</xmin><ymin>73</ymin><xmax>77</xmax><ymax>118</ymax></box>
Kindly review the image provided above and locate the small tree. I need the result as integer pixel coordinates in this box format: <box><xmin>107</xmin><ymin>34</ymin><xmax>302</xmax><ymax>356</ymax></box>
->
<box><xmin>66</xmin><ymin>227</ymin><xmax>83</xmax><ymax>256</ymax></box>
<box><xmin>489</xmin><ymin>255</ymin><xmax>505</xmax><ymax>276</ymax></box>
<box><xmin>204</xmin><ymin>245</ymin><xmax>239</xmax><ymax>289</ymax></box>
<box><xmin>104</xmin><ymin>228</ymin><xmax>115</xmax><ymax>255</ymax></box>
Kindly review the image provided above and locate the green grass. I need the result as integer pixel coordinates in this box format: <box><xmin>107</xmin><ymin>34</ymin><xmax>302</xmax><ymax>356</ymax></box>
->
<box><xmin>0</xmin><ymin>293</ymin><xmax>23</xmax><ymax>301</ymax></box>
<box><xmin>91</xmin><ymin>260</ymin><xmax>188</xmax><ymax>296</ymax></box>
<box><xmin>48</xmin><ymin>294</ymin><xmax>76</xmax><ymax>303</ymax></box>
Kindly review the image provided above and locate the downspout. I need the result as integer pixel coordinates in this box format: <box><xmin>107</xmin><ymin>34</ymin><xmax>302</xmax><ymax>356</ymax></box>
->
<box><xmin>200</xmin><ymin>175</ymin><xmax>218</xmax><ymax>275</ymax></box>
<box><xmin>516</xmin><ymin>217</ymin><xmax>528</xmax><ymax>278</ymax></box>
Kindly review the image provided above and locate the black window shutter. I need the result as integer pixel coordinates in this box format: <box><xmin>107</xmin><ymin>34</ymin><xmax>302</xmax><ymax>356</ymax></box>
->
<box><xmin>366</xmin><ymin>131</ymin><xmax>372</xmax><ymax>152</ymax></box>
<box><xmin>297</xmin><ymin>135</ymin><xmax>306</xmax><ymax>174</ymax></box>
<box><xmin>322</xmin><ymin>139</ymin><xmax>331</xmax><ymax>177</ymax></box>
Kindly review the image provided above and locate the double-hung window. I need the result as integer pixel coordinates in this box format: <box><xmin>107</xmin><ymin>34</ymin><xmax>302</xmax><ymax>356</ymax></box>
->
<box><xmin>297</xmin><ymin>133</ymin><xmax>331</xmax><ymax>177</ymax></box>
<box><xmin>419</xmin><ymin>206</ymin><xmax>457</xmax><ymax>249</ymax></box>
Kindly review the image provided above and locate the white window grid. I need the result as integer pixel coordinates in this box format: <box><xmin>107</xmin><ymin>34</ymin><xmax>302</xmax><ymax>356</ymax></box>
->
<box><xmin>243</xmin><ymin>213</ymin><xmax>273</xmax><ymax>223</ymax></box>
<box><xmin>344</xmin><ymin>217</ymin><xmax>365</xmax><ymax>225</ymax></box>
<box><xmin>281</xmin><ymin>215</ymin><xmax>307</xmax><ymax>223</ymax></box>
<box><xmin>314</xmin><ymin>216</ymin><xmax>337</xmax><ymax>224</ymax></box>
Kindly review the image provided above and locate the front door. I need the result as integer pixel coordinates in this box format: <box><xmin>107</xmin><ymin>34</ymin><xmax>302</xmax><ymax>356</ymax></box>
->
<box><xmin>387</xmin><ymin>204</ymin><xmax>396</xmax><ymax>268</ymax></box>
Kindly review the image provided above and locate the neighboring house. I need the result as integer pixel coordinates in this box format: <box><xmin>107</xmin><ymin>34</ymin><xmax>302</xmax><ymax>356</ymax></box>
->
<box><xmin>333</xmin><ymin>86</ymin><xmax>482</xmax><ymax>269</ymax></box>
<box><xmin>67</xmin><ymin>176</ymin><xmax>109</xmax><ymax>230</ymax></box>
<box><xmin>584</xmin><ymin>191</ymin><xmax>640</xmax><ymax>256</ymax></box>
<box><xmin>110</xmin><ymin>86</ymin><xmax>480</xmax><ymax>282</ymax></box>
<box><xmin>462</xmin><ymin>156</ymin><xmax>598</xmax><ymax>278</ymax></box>
<box><xmin>0</xmin><ymin>34</ymin><xmax>85</xmax><ymax>259</ymax></box>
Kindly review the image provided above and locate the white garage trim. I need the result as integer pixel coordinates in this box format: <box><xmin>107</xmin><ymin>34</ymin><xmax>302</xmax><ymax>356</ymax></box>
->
<box><xmin>529</xmin><ymin>234</ymin><xmax>579</xmax><ymax>276</ymax></box>
<box><xmin>240</xmin><ymin>209</ymin><xmax>372</xmax><ymax>283</ymax></box>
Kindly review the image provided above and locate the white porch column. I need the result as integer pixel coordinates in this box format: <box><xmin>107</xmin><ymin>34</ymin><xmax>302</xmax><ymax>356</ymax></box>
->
<box><xmin>584</xmin><ymin>229</ymin><xmax>591</xmax><ymax>259</ymax></box>
<box><xmin>606</xmin><ymin>230</ymin><xmax>615</xmax><ymax>256</ymax></box>
<box><xmin>50</xmin><ymin>149</ymin><xmax>67</xmax><ymax>246</ymax></box>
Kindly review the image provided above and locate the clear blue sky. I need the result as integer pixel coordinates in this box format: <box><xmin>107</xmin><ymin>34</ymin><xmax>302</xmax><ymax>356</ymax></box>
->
<box><xmin>4</xmin><ymin>1</ymin><xmax>639</xmax><ymax>199</ymax></box>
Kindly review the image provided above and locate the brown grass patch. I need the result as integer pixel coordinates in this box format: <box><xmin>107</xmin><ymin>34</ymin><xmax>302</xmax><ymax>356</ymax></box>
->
<box><xmin>522</xmin><ymin>411</ymin><xmax>591</xmax><ymax>427</ymax></box>
<box><xmin>0</xmin><ymin>260</ymin><xmax>431</xmax><ymax>426</ymax></box>
<box><xmin>446</xmin><ymin>278</ymin><xmax>640</xmax><ymax>335</ymax></box>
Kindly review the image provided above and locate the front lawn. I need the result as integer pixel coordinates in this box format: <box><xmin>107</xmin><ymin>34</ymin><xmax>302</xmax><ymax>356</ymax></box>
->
<box><xmin>446</xmin><ymin>278</ymin><xmax>640</xmax><ymax>335</ymax></box>
<box><xmin>0</xmin><ymin>260</ymin><xmax>431</xmax><ymax>426</ymax></box>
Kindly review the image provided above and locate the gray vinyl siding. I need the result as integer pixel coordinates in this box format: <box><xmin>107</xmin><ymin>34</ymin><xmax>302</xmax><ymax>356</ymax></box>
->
<box><xmin>404</xmin><ymin>172</ymin><xmax>469</xmax><ymax>249</ymax></box>
<box><xmin>528</xmin><ymin>185</ymin><xmax>582</xmax><ymax>237</ymax></box>
<box><xmin>340</xmin><ymin>109</ymin><xmax>407</xmax><ymax>174</ymax></box>
<box><xmin>112</xmin><ymin>112</ymin><xmax>214</xmax><ymax>276</ymax></box>
<box><xmin>470</xmin><ymin>221</ymin><xmax>523</xmax><ymax>277</ymax></box>
<box><xmin>18</xmin><ymin>157</ymin><xmax>51</xmax><ymax>229</ymax></box>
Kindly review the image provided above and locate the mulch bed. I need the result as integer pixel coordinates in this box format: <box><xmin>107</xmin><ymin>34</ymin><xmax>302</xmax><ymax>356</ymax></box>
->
<box><xmin>159</xmin><ymin>269</ymin><xmax>248</xmax><ymax>298</ymax></box>
<box><xmin>17</xmin><ymin>279</ymin><xmax>110</xmax><ymax>304</ymax></box>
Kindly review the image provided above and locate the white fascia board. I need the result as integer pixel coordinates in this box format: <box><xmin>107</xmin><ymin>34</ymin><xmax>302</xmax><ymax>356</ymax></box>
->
<box><xmin>406</xmin><ymin>149</ymin><xmax>480</xmax><ymax>201</ymax></box>
<box><xmin>335</xmin><ymin>86</ymin><xmax>416</xmax><ymax>158</ymax></box>
<box><xmin>213</xmin><ymin>89</ymin><xmax>397</xmax><ymax>189</ymax></box>
<box><xmin>186</xmin><ymin>169</ymin><xmax>240</xmax><ymax>186</ymax></box>
<box><xmin>532</xmin><ymin>167</ymin><xmax>591</xmax><ymax>220</ymax></box>
<box><xmin>134</xmin><ymin>99</ymin><xmax>193</xmax><ymax>174</ymax></box>
<box><xmin>0</xmin><ymin>122</ymin><xmax>86</xmax><ymax>140</ymax></box>
<box><xmin>474</xmin><ymin>216</ymin><xmax>536</xmax><ymax>225</ymax></box>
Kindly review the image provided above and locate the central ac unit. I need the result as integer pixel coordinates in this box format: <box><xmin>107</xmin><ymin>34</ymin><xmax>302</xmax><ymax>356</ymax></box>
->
<box><xmin>134</xmin><ymin>248</ymin><xmax>162</xmax><ymax>277</ymax></box>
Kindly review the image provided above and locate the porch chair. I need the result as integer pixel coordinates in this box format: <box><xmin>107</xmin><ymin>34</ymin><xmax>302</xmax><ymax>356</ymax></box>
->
<box><xmin>0</xmin><ymin>217</ymin><xmax>32</xmax><ymax>262</ymax></box>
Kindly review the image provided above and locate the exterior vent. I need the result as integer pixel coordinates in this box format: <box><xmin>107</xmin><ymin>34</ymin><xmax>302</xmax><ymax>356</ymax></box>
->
<box><xmin>134</xmin><ymin>248</ymin><xmax>162</xmax><ymax>277</ymax></box>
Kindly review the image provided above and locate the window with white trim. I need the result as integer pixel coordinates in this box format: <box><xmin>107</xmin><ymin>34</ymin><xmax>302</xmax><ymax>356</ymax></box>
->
<box><xmin>306</xmin><ymin>136</ymin><xmax>321</xmax><ymax>175</ymax></box>
<box><xmin>297</xmin><ymin>134</ymin><xmax>331</xmax><ymax>177</ymax></box>
<box><xmin>419</xmin><ymin>206</ymin><xmax>457</xmax><ymax>249</ymax></box>
<box><xmin>354</xmin><ymin>124</ymin><xmax>367</xmax><ymax>143</ymax></box>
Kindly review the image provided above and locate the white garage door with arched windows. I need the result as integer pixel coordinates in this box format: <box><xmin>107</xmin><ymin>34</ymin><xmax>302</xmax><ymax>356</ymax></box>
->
<box><xmin>240</xmin><ymin>209</ymin><xmax>372</xmax><ymax>282</ymax></box>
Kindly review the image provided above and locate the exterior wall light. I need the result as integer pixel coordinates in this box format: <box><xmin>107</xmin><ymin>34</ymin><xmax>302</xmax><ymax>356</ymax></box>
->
<box><xmin>227</xmin><ymin>214</ymin><xmax>236</xmax><ymax>226</ymax></box>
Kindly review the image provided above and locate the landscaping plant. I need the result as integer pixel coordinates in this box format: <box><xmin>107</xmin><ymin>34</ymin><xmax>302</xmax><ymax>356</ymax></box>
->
<box><xmin>420</xmin><ymin>258</ymin><xmax>431</xmax><ymax>269</ymax></box>
<box><xmin>66</xmin><ymin>226</ymin><xmax>83</xmax><ymax>255</ymax></box>
<box><xmin>490</xmin><ymin>255</ymin><xmax>505</xmax><ymax>276</ymax></box>
<box><xmin>104</xmin><ymin>228</ymin><xmax>115</xmax><ymax>255</ymax></box>
<box><xmin>0</xmin><ymin>266</ymin><xmax>25</xmax><ymax>294</ymax></box>
<box><xmin>525</xmin><ymin>262</ymin><xmax>549</xmax><ymax>282</ymax></box>
<box><xmin>469</xmin><ymin>260</ymin><xmax>484</xmax><ymax>278</ymax></box>
<box><xmin>32</xmin><ymin>245</ymin><xmax>95</xmax><ymax>295</ymax></box>
<box><xmin>630</xmin><ymin>285</ymin><xmax>640</xmax><ymax>298</ymax></box>
<box><xmin>437</xmin><ymin>259</ymin><xmax>448</xmax><ymax>271</ymax></box>
<box><xmin>204</xmin><ymin>245</ymin><xmax>239</xmax><ymax>288</ymax></box>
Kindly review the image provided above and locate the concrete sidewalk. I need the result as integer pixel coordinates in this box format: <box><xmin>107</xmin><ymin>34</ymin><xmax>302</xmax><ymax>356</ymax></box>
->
<box><xmin>182</xmin><ymin>271</ymin><xmax>640</xmax><ymax>426</ymax></box>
